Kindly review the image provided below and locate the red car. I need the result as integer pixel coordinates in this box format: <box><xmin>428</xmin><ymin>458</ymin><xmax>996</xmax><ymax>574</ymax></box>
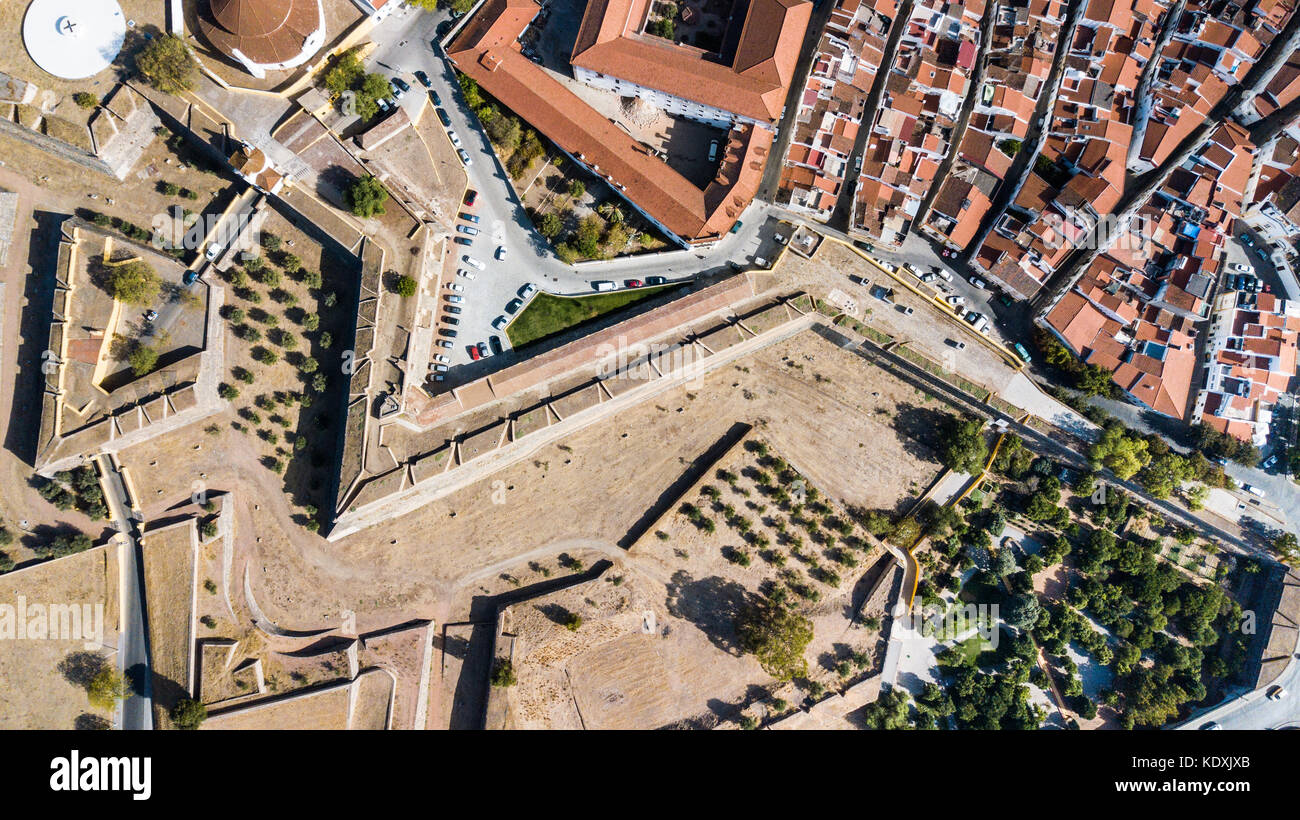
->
<box><xmin>468</xmin><ymin>344</ymin><xmax>481</xmax><ymax>361</ymax></box>
<box><xmin>463</xmin><ymin>189</ymin><xmax>478</xmax><ymax>207</ymax></box>
<box><xmin>625</xmin><ymin>279</ymin><xmax>643</xmax><ymax>288</ymax></box>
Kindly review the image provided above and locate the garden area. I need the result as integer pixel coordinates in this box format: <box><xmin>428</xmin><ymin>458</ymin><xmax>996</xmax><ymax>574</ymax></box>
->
<box><xmin>878</xmin><ymin>415</ymin><xmax>1262</xmax><ymax>729</ymax></box>
<box><xmin>504</xmin><ymin>284</ymin><xmax>677</xmax><ymax>349</ymax></box>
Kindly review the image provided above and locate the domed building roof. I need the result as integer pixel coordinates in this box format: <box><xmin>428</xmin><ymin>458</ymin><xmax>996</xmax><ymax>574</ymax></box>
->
<box><xmin>198</xmin><ymin>0</ymin><xmax>324</xmax><ymax>69</ymax></box>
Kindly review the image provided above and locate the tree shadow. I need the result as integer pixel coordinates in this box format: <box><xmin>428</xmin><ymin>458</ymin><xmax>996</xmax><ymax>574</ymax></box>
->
<box><xmin>892</xmin><ymin>403</ymin><xmax>948</xmax><ymax>459</ymax></box>
<box><xmin>663</xmin><ymin>570</ymin><xmax>755</xmax><ymax>656</ymax></box>
<box><xmin>59</xmin><ymin>650</ymin><xmax>108</xmax><ymax>689</ymax></box>
<box><xmin>74</xmin><ymin>712</ymin><xmax>111</xmax><ymax>730</ymax></box>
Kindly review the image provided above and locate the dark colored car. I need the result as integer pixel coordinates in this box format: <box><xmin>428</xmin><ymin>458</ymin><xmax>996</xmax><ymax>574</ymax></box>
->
<box><xmin>477</xmin><ymin>341</ymin><xmax>489</xmax><ymax>358</ymax></box>
<box><xmin>183</xmin><ymin>270</ymin><xmax>199</xmax><ymax>285</ymax></box>
<box><xmin>463</xmin><ymin>189</ymin><xmax>478</xmax><ymax>207</ymax></box>
<box><xmin>489</xmin><ymin>336</ymin><xmax>503</xmax><ymax>355</ymax></box>
<box><xmin>436</xmin><ymin>108</ymin><xmax>452</xmax><ymax>127</ymax></box>
<box><xmin>438</xmin><ymin>328</ymin><xmax>458</xmax><ymax>338</ymax></box>
<box><xmin>646</xmin><ymin>276</ymin><xmax>667</xmax><ymax>285</ymax></box>
<box><xmin>454</xmin><ymin>236</ymin><xmax>473</xmax><ymax>246</ymax></box>
<box><xmin>415</xmin><ymin>70</ymin><xmax>432</xmax><ymax>88</ymax></box>
<box><xmin>461</xmin><ymin>212</ymin><xmax>480</xmax><ymax>223</ymax></box>
<box><xmin>391</xmin><ymin>77</ymin><xmax>411</xmax><ymax>94</ymax></box>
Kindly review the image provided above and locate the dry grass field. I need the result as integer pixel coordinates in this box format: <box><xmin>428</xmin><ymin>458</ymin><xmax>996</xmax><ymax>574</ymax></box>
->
<box><xmin>140</xmin><ymin>519</ymin><xmax>196</xmax><ymax>728</ymax></box>
<box><xmin>0</xmin><ymin>544</ymin><xmax>120</xmax><ymax>729</ymax></box>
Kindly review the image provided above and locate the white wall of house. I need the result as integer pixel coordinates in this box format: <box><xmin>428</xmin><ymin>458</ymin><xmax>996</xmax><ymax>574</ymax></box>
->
<box><xmin>573</xmin><ymin>67</ymin><xmax>767</xmax><ymax>131</ymax></box>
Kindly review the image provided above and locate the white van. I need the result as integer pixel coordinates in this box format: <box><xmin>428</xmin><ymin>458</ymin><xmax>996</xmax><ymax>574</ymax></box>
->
<box><xmin>592</xmin><ymin>280</ymin><xmax>617</xmax><ymax>292</ymax></box>
<box><xmin>1244</xmin><ymin>484</ymin><xmax>1266</xmax><ymax>498</ymax></box>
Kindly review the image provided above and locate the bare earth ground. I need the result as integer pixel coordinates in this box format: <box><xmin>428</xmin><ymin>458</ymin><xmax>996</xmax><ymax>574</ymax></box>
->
<box><xmin>140</xmin><ymin>520</ymin><xmax>196</xmax><ymax>728</ymax></box>
<box><xmin>0</xmin><ymin>544</ymin><xmax>120</xmax><ymax>729</ymax></box>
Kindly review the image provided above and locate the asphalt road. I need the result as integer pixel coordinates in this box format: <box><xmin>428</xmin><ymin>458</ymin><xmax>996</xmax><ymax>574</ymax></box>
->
<box><xmin>96</xmin><ymin>454</ymin><xmax>152</xmax><ymax>731</ymax></box>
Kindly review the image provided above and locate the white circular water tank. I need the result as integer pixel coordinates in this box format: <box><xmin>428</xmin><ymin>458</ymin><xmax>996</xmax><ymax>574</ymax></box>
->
<box><xmin>22</xmin><ymin>0</ymin><xmax>127</xmax><ymax>80</ymax></box>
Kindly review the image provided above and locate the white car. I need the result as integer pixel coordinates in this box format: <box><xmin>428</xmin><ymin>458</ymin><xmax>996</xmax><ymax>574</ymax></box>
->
<box><xmin>935</xmin><ymin>268</ymin><xmax>954</xmax><ymax>282</ymax></box>
<box><xmin>495</xmin><ymin>245</ymin><xmax>507</xmax><ymax>261</ymax></box>
<box><xmin>462</xmin><ymin>255</ymin><xmax>485</xmax><ymax>270</ymax></box>
<box><xmin>774</xmin><ymin>233</ymin><xmax>788</xmax><ymax>245</ymax></box>
<box><xmin>457</xmin><ymin>148</ymin><xmax>472</xmax><ymax>166</ymax></box>
<box><xmin>205</xmin><ymin>242</ymin><xmax>223</xmax><ymax>261</ymax></box>
<box><xmin>944</xmin><ymin>294</ymin><xmax>966</xmax><ymax>308</ymax></box>
<box><xmin>518</xmin><ymin>282</ymin><xmax>536</xmax><ymax>298</ymax></box>
<box><xmin>446</xmin><ymin>282</ymin><xmax>464</xmax><ymax>292</ymax></box>
<box><xmin>448</xmin><ymin>131</ymin><xmax>462</xmax><ymax>147</ymax></box>
<box><xmin>968</xmin><ymin>276</ymin><xmax>987</xmax><ymax>289</ymax></box>
<box><xmin>1229</xmin><ymin>262</ymin><xmax>1253</xmax><ymax>273</ymax></box>
<box><xmin>433</xmin><ymin>354</ymin><xmax>449</xmax><ymax>364</ymax></box>
<box><xmin>1268</xmin><ymin>685</ymin><xmax>1288</xmax><ymax>700</ymax></box>
<box><xmin>457</xmin><ymin>268</ymin><xmax>477</xmax><ymax>279</ymax></box>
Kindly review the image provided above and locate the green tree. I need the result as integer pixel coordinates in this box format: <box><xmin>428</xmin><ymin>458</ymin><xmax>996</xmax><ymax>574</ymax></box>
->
<box><xmin>490</xmin><ymin>659</ymin><xmax>517</xmax><ymax>687</ymax></box>
<box><xmin>539</xmin><ymin>211</ymin><xmax>564</xmax><ymax>238</ymax></box>
<box><xmin>937</xmin><ymin>415</ymin><xmax>988</xmax><ymax>474</ymax></box>
<box><xmin>87</xmin><ymin>667</ymin><xmax>128</xmax><ymax>710</ymax></box>
<box><xmin>105</xmin><ymin>260</ymin><xmax>161</xmax><ymax>305</ymax></box>
<box><xmin>73</xmin><ymin>92</ymin><xmax>98</xmax><ymax>109</ymax></box>
<box><xmin>169</xmin><ymin>698</ymin><xmax>207</xmax><ymax>730</ymax></box>
<box><xmin>346</xmin><ymin>175</ymin><xmax>389</xmax><ymax>218</ymax></box>
<box><xmin>575</xmin><ymin>215</ymin><xmax>603</xmax><ymax>258</ymax></box>
<box><xmin>1089</xmin><ymin>424</ymin><xmax>1150</xmax><ymax>480</ymax></box>
<box><xmin>128</xmin><ymin>344</ymin><xmax>159</xmax><ymax>377</ymax></box>
<box><xmin>735</xmin><ymin>591</ymin><xmax>813</xmax><ymax>681</ymax></box>
<box><xmin>136</xmin><ymin>35</ymin><xmax>196</xmax><ymax>95</ymax></box>
<box><xmin>393</xmin><ymin>275</ymin><xmax>417</xmax><ymax>297</ymax></box>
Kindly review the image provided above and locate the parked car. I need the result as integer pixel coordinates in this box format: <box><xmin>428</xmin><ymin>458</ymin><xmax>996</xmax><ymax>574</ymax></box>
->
<box><xmin>461</xmin><ymin>212</ymin><xmax>480</xmax><ymax>223</ymax></box>
<box><xmin>445</xmin><ymin>305</ymin><xmax>462</xmax><ymax>315</ymax></box>
<box><xmin>183</xmin><ymin>270</ymin><xmax>199</xmax><ymax>285</ymax></box>
<box><xmin>436</xmin><ymin>108</ymin><xmax>452</xmax><ymax>127</ymax></box>
<box><xmin>439</xmin><ymin>328</ymin><xmax>458</xmax><ymax>338</ymax></box>
<box><xmin>897</xmin><ymin>304</ymin><xmax>914</xmax><ymax>316</ymax></box>
<box><xmin>945</xmin><ymin>339</ymin><xmax>966</xmax><ymax>350</ymax></box>
<box><xmin>442</xmin><ymin>316</ymin><xmax>460</xmax><ymax>326</ymax></box>
<box><xmin>457</xmin><ymin>148</ymin><xmax>472</xmax><ymax>166</ymax></box>
<box><xmin>448</xmin><ymin>131</ymin><xmax>462</xmax><ymax>147</ymax></box>
<box><xmin>1244</xmin><ymin>484</ymin><xmax>1266</xmax><ymax>497</ymax></box>
<box><xmin>492</xmin><ymin>315</ymin><xmax>509</xmax><ymax>331</ymax></box>
<box><xmin>625</xmin><ymin>279</ymin><xmax>643</xmax><ymax>288</ymax></box>
<box><xmin>1239</xmin><ymin>232</ymin><xmax>1253</xmax><ymax>246</ymax></box>
<box><xmin>968</xmin><ymin>275</ymin><xmax>987</xmax><ymax>289</ymax></box>
<box><xmin>431</xmin><ymin>89</ymin><xmax>442</xmax><ymax>106</ymax></box>
<box><xmin>944</xmin><ymin>294</ymin><xmax>965</xmax><ymax>308</ymax></box>
<box><xmin>456</xmin><ymin>224</ymin><xmax>480</xmax><ymax>236</ymax></box>
<box><xmin>505</xmin><ymin>298</ymin><xmax>523</xmax><ymax>314</ymax></box>
<box><xmin>389</xmin><ymin>81</ymin><xmax>406</xmax><ymax>100</ymax></box>
<box><xmin>935</xmin><ymin>268</ymin><xmax>954</xmax><ymax>282</ymax></box>
<box><xmin>1202</xmin><ymin>721</ymin><xmax>1222</xmax><ymax>730</ymax></box>
<box><xmin>708</xmin><ymin>139</ymin><xmax>719</xmax><ymax>162</ymax></box>
<box><xmin>463</xmin><ymin>189</ymin><xmax>478</xmax><ymax>207</ymax></box>
<box><xmin>1263</xmin><ymin>454</ymin><xmax>1278</xmax><ymax>469</ymax></box>
<box><xmin>433</xmin><ymin>354</ymin><xmax>450</xmax><ymax>364</ymax></box>
<box><xmin>518</xmin><ymin>282</ymin><xmax>536</xmax><ymax>298</ymax></box>
<box><xmin>1268</xmin><ymin>685</ymin><xmax>1288</xmax><ymax>700</ymax></box>
<box><xmin>435</xmin><ymin>339</ymin><xmax>453</xmax><ymax>349</ymax></box>
<box><xmin>730</xmin><ymin>221</ymin><xmax>743</xmax><ymax>234</ymax></box>
<box><xmin>469</xmin><ymin>344</ymin><xmax>481</xmax><ymax>361</ymax></box>
<box><xmin>446</xmin><ymin>282</ymin><xmax>465</xmax><ymax>292</ymax></box>
<box><xmin>462</xmin><ymin>255</ymin><xmax>484</xmax><ymax>269</ymax></box>
<box><xmin>144</xmin><ymin>309</ymin><xmax>158</xmax><ymax>322</ymax></box>
<box><xmin>446</xmin><ymin>294</ymin><xmax>463</xmax><ymax>304</ymax></box>
<box><xmin>1013</xmin><ymin>343</ymin><xmax>1032</xmax><ymax>363</ymax></box>
<box><xmin>453</xmin><ymin>236</ymin><xmax>473</xmax><ymax>246</ymax></box>
<box><xmin>592</xmin><ymin>280</ymin><xmax>617</xmax><ymax>291</ymax></box>
<box><xmin>489</xmin><ymin>336</ymin><xmax>504</xmax><ymax>355</ymax></box>
<box><xmin>205</xmin><ymin>242</ymin><xmax>223</xmax><ymax>261</ymax></box>
<box><xmin>1229</xmin><ymin>262</ymin><xmax>1253</xmax><ymax>273</ymax></box>
<box><xmin>495</xmin><ymin>245</ymin><xmax>507</xmax><ymax>261</ymax></box>
<box><xmin>477</xmin><ymin>341</ymin><xmax>489</xmax><ymax>358</ymax></box>
<box><xmin>457</xmin><ymin>268</ymin><xmax>476</xmax><ymax>280</ymax></box>
<box><xmin>646</xmin><ymin>276</ymin><xmax>667</xmax><ymax>285</ymax></box>
<box><xmin>774</xmin><ymin>233</ymin><xmax>788</xmax><ymax>245</ymax></box>
<box><xmin>415</xmin><ymin>70</ymin><xmax>432</xmax><ymax>88</ymax></box>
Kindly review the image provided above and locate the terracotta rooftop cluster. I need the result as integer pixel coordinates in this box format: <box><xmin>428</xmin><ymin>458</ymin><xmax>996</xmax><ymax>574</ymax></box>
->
<box><xmin>448</xmin><ymin>0</ymin><xmax>809</xmax><ymax>244</ymax></box>
<box><xmin>1199</xmin><ymin>289</ymin><xmax>1300</xmax><ymax>443</ymax></box>
<box><xmin>775</xmin><ymin>0</ymin><xmax>891</xmax><ymax>216</ymax></box>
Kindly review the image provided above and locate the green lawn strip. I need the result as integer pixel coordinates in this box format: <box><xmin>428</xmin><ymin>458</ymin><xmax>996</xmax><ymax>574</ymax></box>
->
<box><xmin>505</xmin><ymin>285</ymin><xmax>674</xmax><ymax>349</ymax></box>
